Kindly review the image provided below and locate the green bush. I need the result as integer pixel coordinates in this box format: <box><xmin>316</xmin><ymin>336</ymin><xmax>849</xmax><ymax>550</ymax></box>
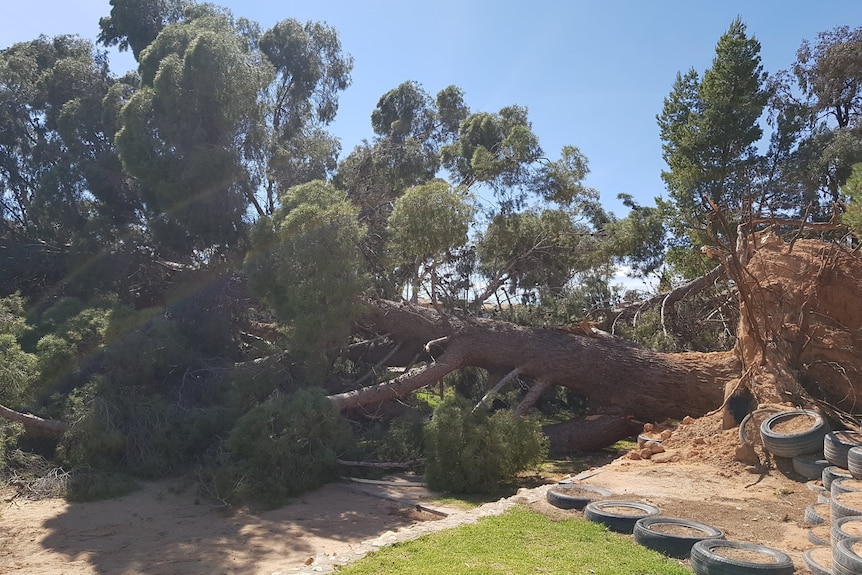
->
<box><xmin>65</xmin><ymin>468</ymin><xmax>139</xmax><ymax>502</ymax></box>
<box><xmin>208</xmin><ymin>387</ymin><xmax>351</xmax><ymax>507</ymax></box>
<box><xmin>0</xmin><ymin>333</ymin><xmax>38</xmax><ymax>407</ymax></box>
<box><xmin>423</xmin><ymin>396</ymin><xmax>548</xmax><ymax>493</ymax></box>
<box><xmin>57</xmin><ymin>377</ymin><xmax>233</xmax><ymax>478</ymax></box>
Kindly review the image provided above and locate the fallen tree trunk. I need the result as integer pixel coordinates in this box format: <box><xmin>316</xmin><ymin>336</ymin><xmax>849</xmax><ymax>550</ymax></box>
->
<box><xmin>329</xmin><ymin>299</ymin><xmax>740</xmax><ymax>422</ymax></box>
<box><xmin>330</xmin><ymin>237</ymin><xmax>862</xmax><ymax>446</ymax></box>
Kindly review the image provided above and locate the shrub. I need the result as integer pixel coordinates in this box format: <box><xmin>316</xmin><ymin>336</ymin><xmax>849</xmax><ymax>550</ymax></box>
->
<box><xmin>57</xmin><ymin>377</ymin><xmax>233</xmax><ymax>478</ymax></box>
<box><xmin>424</xmin><ymin>396</ymin><xmax>548</xmax><ymax>493</ymax></box>
<box><xmin>209</xmin><ymin>387</ymin><xmax>351</xmax><ymax>507</ymax></box>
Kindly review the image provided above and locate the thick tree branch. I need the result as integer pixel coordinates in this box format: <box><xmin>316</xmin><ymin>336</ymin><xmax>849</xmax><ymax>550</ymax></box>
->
<box><xmin>0</xmin><ymin>404</ymin><xmax>69</xmax><ymax>439</ymax></box>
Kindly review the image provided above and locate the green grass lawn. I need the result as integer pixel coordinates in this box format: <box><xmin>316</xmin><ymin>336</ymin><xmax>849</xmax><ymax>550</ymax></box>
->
<box><xmin>335</xmin><ymin>506</ymin><xmax>692</xmax><ymax>575</ymax></box>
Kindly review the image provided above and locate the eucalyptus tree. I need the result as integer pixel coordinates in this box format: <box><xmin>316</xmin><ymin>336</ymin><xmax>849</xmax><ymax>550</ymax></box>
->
<box><xmin>386</xmin><ymin>180</ymin><xmax>475</xmax><ymax>304</ymax></box>
<box><xmin>258</xmin><ymin>19</ymin><xmax>353</xmax><ymax>214</ymax></box>
<box><xmin>769</xmin><ymin>26</ymin><xmax>862</xmax><ymax>214</ymax></box>
<box><xmin>0</xmin><ymin>35</ymin><xmax>140</xmax><ymax>296</ymax></box>
<box><xmin>98</xmin><ymin>0</ymin><xmax>191</xmax><ymax>59</ymax></box>
<box><xmin>335</xmin><ymin>82</ymin><xmax>468</xmax><ymax>297</ymax></box>
<box><xmin>114</xmin><ymin>9</ymin><xmax>263</xmax><ymax>260</ymax></box>
<box><xmin>114</xmin><ymin>6</ymin><xmax>353</xmax><ymax>261</ymax></box>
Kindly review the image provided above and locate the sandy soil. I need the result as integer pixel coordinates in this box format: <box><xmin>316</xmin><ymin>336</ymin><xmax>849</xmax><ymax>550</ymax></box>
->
<box><xmin>0</xmin><ymin>415</ymin><xmax>824</xmax><ymax>575</ymax></box>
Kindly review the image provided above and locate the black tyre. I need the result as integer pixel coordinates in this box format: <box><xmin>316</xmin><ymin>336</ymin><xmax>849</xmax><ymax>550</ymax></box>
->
<box><xmin>824</xmin><ymin>430</ymin><xmax>862</xmax><ymax>469</ymax></box>
<box><xmin>802</xmin><ymin>546</ymin><xmax>832</xmax><ymax>575</ymax></box>
<box><xmin>824</xmin><ymin>465</ymin><xmax>853</xmax><ymax>490</ymax></box>
<box><xmin>583</xmin><ymin>500</ymin><xmax>661</xmax><ymax>533</ymax></box>
<box><xmin>831</xmin><ymin>477</ymin><xmax>862</xmax><ymax>495</ymax></box>
<box><xmin>833</xmin><ymin>537</ymin><xmax>862</xmax><ymax>575</ymax></box>
<box><xmin>759</xmin><ymin>410</ymin><xmax>828</xmax><ymax>458</ymax></box>
<box><xmin>545</xmin><ymin>484</ymin><xmax>611</xmax><ymax>510</ymax></box>
<box><xmin>808</xmin><ymin>524</ymin><xmax>831</xmax><ymax>546</ymax></box>
<box><xmin>831</xmin><ymin>491</ymin><xmax>862</xmax><ymax>520</ymax></box>
<box><xmin>792</xmin><ymin>453</ymin><xmax>829</xmax><ymax>480</ymax></box>
<box><xmin>807</xmin><ymin>479</ymin><xmax>828</xmax><ymax>495</ymax></box>
<box><xmin>804</xmin><ymin>502</ymin><xmax>830</xmax><ymax>526</ymax></box>
<box><xmin>832</xmin><ymin>516</ymin><xmax>862</xmax><ymax>547</ymax></box>
<box><xmin>633</xmin><ymin>516</ymin><xmax>724</xmax><ymax>559</ymax></box>
<box><xmin>848</xmin><ymin>445</ymin><xmax>862</xmax><ymax>479</ymax></box>
<box><xmin>738</xmin><ymin>408</ymin><xmax>782</xmax><ymax>446</ymax></box>
<box><xmin>689</xmin><ymin>539</ymin><xmax>793</xmax><ymax>575</ymax></box>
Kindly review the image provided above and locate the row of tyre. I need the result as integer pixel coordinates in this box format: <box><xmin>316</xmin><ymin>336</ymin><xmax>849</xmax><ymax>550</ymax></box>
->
<box><xmin>755</xmin><ymin>409</ymin><xmax>862</xmax><ymax>574</ymax></box>
<box><xmin>545</xmin><ymin>483</ymin><xmax>794</xmax><ymax>574</ymax></box>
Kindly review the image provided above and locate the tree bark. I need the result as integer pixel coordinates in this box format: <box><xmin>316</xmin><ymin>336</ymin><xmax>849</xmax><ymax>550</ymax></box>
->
<box><xmin>329</xmin><ymin>299</ymin><xmax>740</xmax><ymax>422</ymax></box>
<box><xmin>0</xmin><ymin>404</ymin><xmax>69</xmax><ymax>439</ymax></box>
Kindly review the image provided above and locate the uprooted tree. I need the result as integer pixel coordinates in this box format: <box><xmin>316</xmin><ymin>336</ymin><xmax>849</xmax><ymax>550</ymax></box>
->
<box><xmin>320</xmin><ymin>228</ymin><xmax>862</xmax><ymax>453</ymax></box>
<box><xmin>4</xmin><ymin>5</ymin><xmax>862</xmax><ymax>486</ymax></box>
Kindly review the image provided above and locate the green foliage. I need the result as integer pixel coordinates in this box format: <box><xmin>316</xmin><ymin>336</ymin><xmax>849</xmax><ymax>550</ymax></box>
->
<box><xmin>27</xmin><ymin>297</ymin><xmax>121</xmax><ymax>397</ymax></box>
<box><xmin>477</xmin><ymin>209</ymin><xmax>598</xmax><ymax>296</ymax></box>
<box><xmin>57</xmin><ymin>376</ymin><xmax>233</xmax><ymax>477</ymax></box>
<box><xmin>245</xmin><ymin>181</ymin><xmax>368</xmax><ymax>372</ymax></box>
<box><xmin>387</xmin><ymin>181</ymin><xmax>475</xmax><ymax>301</ymax></box>
<box><xmin>658</xmin><ymin>18</ymin><xmax>768</xmax><ymax>274</ymax></box>
<box><xmin>604</xmin><ymin>194</ymin><xmax>667</xmax><ymax>277</ymax></box>
<box><xmin>0</xmin><ymin>422</ymin><xmax>26</xmax><ymax>474</ymax></box>
<box><xmin>0</xmin><ymin>294</ymin><xmax>38</xmax><ymax>407</ymax></box>
<box><xmin>98</xmin><ymin>0</ymin><xmax>191</xmax><ymax>59</ymax></box>
<box><xmin>205</xmin><ymin>388</ymin><xmax>351</xmax><ymax>506</ymax></box>
<box><xmin>65</xmin><ymin>468</ymin><xmax>139</xmax><ymax>502</ymax></box>
<box><xmin>0</xmin><ymin>334</ymin><xmax>37</xmax><ymax>407</ymax></box>
<box><xmin>423</xmin><ymin>397</ymin><xmax>548</xmax><ymax>493</ymax></box>
<box><xmin>116</xmin><ymin>11</ymin><xmax>263</xmax><ymax>257</ymax></box>
<box><xmin>842</xmin><ymin>163</ymin><xmax>862</xmax><ymax>236</ymax></box>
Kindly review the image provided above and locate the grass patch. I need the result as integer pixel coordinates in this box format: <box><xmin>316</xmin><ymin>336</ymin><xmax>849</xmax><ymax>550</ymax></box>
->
<box><xmin>335</xmin><ymin>506</ymin><xmax>690</xmax><ymax>575</ymax></box>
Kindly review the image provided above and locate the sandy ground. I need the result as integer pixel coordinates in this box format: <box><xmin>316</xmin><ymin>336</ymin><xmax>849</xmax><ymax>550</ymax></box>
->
<box><xmin>0</xmin><ymin>419</ymin><xmax>824</xmax><ymax>575</ymax></box>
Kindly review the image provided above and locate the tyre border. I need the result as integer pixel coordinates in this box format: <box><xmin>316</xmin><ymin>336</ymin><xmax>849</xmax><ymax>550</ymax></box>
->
<box><xmin>759</xmin><ymin>409</ymin><xmax>828</xmax><ymax>458</ymax></box>
<box><xmin>801</xmin><ymin>546</ymin><xmax>832</xmax><ymax>575</ymax></box>
<box><xmin>834</xmin><ymin>536</ymin><xmax>862</xmax><ymax>575</ymax></box>
<box><xmin>633</xmin><ymin>516</ymin><xmax>724</xmax><ymax>559</ymax></box>
<box><xmin>545</xmin><ymin>483</ymin><xmax>611</xmax><ymax>510</ymax></box>
<box><xmin>690</xmin><ymin>539</ymin><xmax>794</xmax><ymax>575</ymax></box>
<box><xmin>583</xmin><ymin>500</ymin><xmax>661</xmax><ymax>533</ymax></box>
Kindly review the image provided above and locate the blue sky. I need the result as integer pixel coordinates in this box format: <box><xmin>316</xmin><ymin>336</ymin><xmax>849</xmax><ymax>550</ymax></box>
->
<box><xmin>3</xmin><ymin>0</ymin><xmax>861</xmax><ymax>219</ymax></box>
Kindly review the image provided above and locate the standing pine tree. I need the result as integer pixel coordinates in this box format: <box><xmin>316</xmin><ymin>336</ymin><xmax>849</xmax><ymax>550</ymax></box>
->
<box><xmin>657</xmin><ymin>18</ymin><xmax>768</xmax><ymax>276</ymax></box>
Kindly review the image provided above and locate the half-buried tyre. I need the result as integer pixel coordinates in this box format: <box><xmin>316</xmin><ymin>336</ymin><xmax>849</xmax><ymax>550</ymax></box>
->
<box><xmin>848</xmin><ymin>445</ymin><xmax>862</xmax><ymax>479</ymax></box>
<box><xmin>832</xmin><ymin>491</ymin><xmax>862</xmax><ymax>521</ymax></box>
<box><xmin>759</xmin><ymin>410</ymin><xmax>828</xmax><ymax>458</ymax></box>
<box><xmin>831</xmin><ymin>477</ymin><xmax>862</xmax><ymax>496</ymax></box>
<box><xmin>583</xmin><ymin>500</ymin><xmax>661</xmax><ymax>533</ymax></box>
<box><xmin>690</xmin><ymin>539</ymin><xmax>794</xmax><ymax>575</ymax></box>
<box><xmin>824</xmin><ymin>465</ymin><xmax>853</xmax><ymax>490</ymax></box>
<box><xmin>824</xmin><ymin>430</ymin><xmax>862</xmax><ymax>469</ymax></box>
<box><xmin>832</xmin><ymin>516</ymin><xmax>862</xmax><ymax>547</ymax></box>
<box><xmin>802</xmin><ymin>546</ymin><xmax>833</xmax><ymax>575</ymax></box>
<box><xmin>545</xmin><ymin>484</ymin><xmax>611</xmax><ymax>510</ymax></box>
<box><xmin>633</xmin><ymin>516</ymin><xmax>724</xmax><ymax>559</ymax></box>
<box><xmin>792</xmin><ymin>453</ymin><xmax>830</xmax><ymax>480</ymax></box>
<box><xmin>833</xmin><ymin>537</ymin><xmax>862</xmax><ymax>575</ymax></box>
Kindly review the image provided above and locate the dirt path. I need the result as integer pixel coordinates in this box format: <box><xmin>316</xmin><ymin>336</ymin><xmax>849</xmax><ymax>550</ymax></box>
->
<box><xmin>0</xmin><ymin>479</ymin><xmax>450</xmax><ymax>575</ymax></box>
<box><xmin>1</xmin><ymin>438</ymin><xmax>820</xmax><ymax>574</ymax></box>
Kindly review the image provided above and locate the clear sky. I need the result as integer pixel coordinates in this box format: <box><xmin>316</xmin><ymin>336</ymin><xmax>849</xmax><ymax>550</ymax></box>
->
<box><xmin>3</xmin><ymin>0</ymin><xmax>862</xmax><ymax>218</ymax></box>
